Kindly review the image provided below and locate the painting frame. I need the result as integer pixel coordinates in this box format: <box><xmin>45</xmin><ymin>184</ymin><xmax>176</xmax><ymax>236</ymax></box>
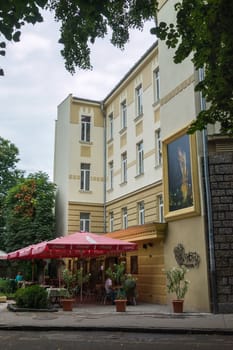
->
<box><xmin>163</xmin><ymin>126</ymin><xmax>200</xmax><ymax>221</ymax></box>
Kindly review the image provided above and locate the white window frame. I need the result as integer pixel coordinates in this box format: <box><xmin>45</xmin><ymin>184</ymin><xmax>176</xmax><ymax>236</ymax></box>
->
<box><xmin>138</xmin><ymin>201</ymin><xmax>145</xmax><ymax>225</ymax></box>
<box><xmin>109</xmin><ymin>212</ymin><xmax>114</xmax><ymax>232</ymax></box>
<box><xmin>80</xmin><ymin>163</ymin><xmax>90</xmax><ymax>191</ymax></box>
<box><xmin>122</xmin><ymin>207</ymin><xmax>128</xmax><ymax>229</ymax></box>
<box><xmin>108</xmin><ymin>113</ymin><xmax>113</xmax><ymax>140</ymax></box>
<box><xmin>80</xmin><ymin>213</ymin><xmax>90</xmax><ymax>231</ymax></box>
<box><xmin>121</xmin><ymin>100</ymin><xmax>127</xmax><ymax>129</ymax></box>
<box><xmin>155</xmin><ymin>128</ymin><xmax>162</xmax><ymax>166</ymax></box>
<box><xmin>158</xmin><ymin>195</ymin><xmax>164</xmax><ymax>223</ymax></box>
<box><xmin>81</xmin><ymin>115</ymin><xmax>91</xmax><ymax>142</ymax></box>
<box><xmin>121</xmin><ymin>152</ymin><xmax>127</xmax><ymax>183</ymax></box>
<box><xmin>136</xmin><ymin>84</ymin><xmax>143</xmax><ymax>116</ymax></box>
<box><xmin>153</xmin><ymin>68</ymin><xmax>160</xmax><ymax>103</ymax></box>
<box><xmin>137</xmin><ymin>141</ymin><xmax>144</xmax><ymax>175</ymax></box>
<box><xmin>109</xmin><ymin>161</ymin><xmax>113</xmax><ymax>190</ymax></box>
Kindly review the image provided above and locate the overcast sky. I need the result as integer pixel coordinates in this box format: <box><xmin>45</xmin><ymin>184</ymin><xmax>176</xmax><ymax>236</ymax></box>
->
<box><xmin>1</xmin><ymin>11</ymin><xmax>156</xmax><ymax>180</ymax></box>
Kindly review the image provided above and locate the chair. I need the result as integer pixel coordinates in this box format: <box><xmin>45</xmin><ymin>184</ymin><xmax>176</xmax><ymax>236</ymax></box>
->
<box><xmin>95</xmin><ymin>285</ymin><xmax>104</xmax><ymax>302</ymax></box>
<box><xmin>83</xmin><ymin>288</ymin><xmax>96</xmax><ymax>303</ymax></box>
<box><xmin>103</xmin><ymin>291</ymin><xmax>113</xmax><ymax>305</ymax></box>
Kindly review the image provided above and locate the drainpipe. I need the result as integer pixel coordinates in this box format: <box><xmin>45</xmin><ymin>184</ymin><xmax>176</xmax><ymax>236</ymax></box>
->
<box><xmin>101</xmin><ymin>101</ymin><xmax>107</xmax><ymax>233</ymax></box>
<box><xmin>199</xmin><ymin>68</ymin><xmax>218</xmax><ymax>313</ymax></box>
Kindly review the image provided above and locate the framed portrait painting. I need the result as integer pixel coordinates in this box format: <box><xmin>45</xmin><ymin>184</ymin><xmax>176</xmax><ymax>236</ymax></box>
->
<box><xmin>163</xmin><ymin>127</ymin><xmax>200</xmax><ymax>221</ymax></box>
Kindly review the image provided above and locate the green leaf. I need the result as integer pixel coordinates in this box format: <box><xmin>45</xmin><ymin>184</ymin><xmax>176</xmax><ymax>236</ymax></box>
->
<box><xmin>12</xmin><ymin>31</ymin><xmax>21</xmax><ymax>42</ymax></box>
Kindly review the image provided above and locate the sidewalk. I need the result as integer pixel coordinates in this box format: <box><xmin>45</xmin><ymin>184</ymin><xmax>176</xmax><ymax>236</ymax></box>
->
<box><xmin>0</xmin><ymin>301</ymin><xmax>233</xmax><ymax>334</ymax></box>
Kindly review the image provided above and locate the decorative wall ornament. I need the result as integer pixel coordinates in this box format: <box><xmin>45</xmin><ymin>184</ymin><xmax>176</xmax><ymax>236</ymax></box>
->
<box><xmin>174</xmin><ymin>243</ymin><xmax>200</xmax><ymax>268</ymax></box>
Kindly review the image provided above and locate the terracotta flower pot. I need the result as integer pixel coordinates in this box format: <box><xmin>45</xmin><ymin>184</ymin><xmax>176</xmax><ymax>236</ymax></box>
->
<box><xmin>172</xmin><ymin>299</ymin><xmax>184</xmax><ymax>313</ymax></box>
<box><xmin>115</xmin><ymin>299</ymin><xmax>127</xmax><ymax>312</ymax></box>
<box><xmin>62</xmin><ymin>298</ymin><xmax>75</xmax><ymax>311</ymax></box>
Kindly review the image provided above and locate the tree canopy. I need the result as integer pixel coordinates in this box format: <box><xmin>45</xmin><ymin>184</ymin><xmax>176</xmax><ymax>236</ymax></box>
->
<box><xmin>0</xmin><ymin>137</ymin><xmax>24</xmax><ymax>245</ymax></box>
<box><xmin>0</xmin><ymin>137</ymin><xmax>24</xmax><ymax>197</ymax></box>
<box><xmin>3</xmin><ymin>171</ymin><xmax>56</xmax><ymax>252</ymax></box>
<box><xmin>48</xmin><ymin>0</ymin><xmax>156</xmax><ymax>73</ymax></box>
<box><xmin>1</xmin><ymin>0</ymin><xmax>232</xmax><ymax>133</ymax></box>
<box><xmin>0</xmin><ymin>0</ymin><xmax>156</xmax><ymax>75</ymax></box>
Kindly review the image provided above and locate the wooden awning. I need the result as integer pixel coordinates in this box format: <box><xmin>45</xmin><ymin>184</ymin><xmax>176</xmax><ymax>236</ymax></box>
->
<box><xmin>105</xmin><ymin>222</ymin><xmax>167</xmax><ymax>242</ymax></box>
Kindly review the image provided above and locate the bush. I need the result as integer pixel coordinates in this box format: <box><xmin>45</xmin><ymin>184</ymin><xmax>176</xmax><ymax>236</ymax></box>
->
<box><xmin>0</xmin><ymin>278</ymin><xmax>17</xmax><ymax>294</ymax></box>
<box><xmin>15</xmin><ymin>285</ymin><xmax>48</xmax><ymax>309</ymax></box>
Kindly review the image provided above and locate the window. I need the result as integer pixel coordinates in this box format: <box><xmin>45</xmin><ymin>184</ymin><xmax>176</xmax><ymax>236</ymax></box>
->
<box><xmin>136</xmin><ymin>84</ymin><xmax>143</xmax><ymax>116</ymax></box>
<box><xmin>121</xmin><ymin>100</ymin><xmax>127</xmax><ymax>129</ymax></box>
<box><xmin>153</xmin><ymin>68</ymin><xmax>160</xmax><ymax>103</ymax></box>
<box><xmin>122</xmin><ymin>207</ymin><xmax>128</xmax><ymax>229</ymax></box>
<box><xmin>80</xmin><ymin>163</ymin><xmax>90</xmax><ymax>191</ymax></box>
<box><xmin>80</xmin><ymin>213</ymin><xmax>90</xmax><ymax>231</ymax></box>
<box><xmin>109</xmin><ymin>212</ymin><xmax>114</xmax><ymax>232</ymax></box>
<box><xmin>121</xmin><ymin>152</ymin><xmax>127</xmax><ymax>183</ymax></box>
<box><xmin>137</xmin><ymin>141</ymin><xmax>144</xmax><ymax>175</ymax></box>
<box><xmin>130</xmin><ymin>256</ymin><xmax>138</xmax><ymax>274</ymax></box>
<box><xmin>81</xmin><ymin>115</ymin><xmax>91</xmax><ymax>142</ymax></box>
<box><xmin>108</xmin><ymin>113</ymin><xmax>113</xmax><ymax>140</ymax></box>
<box><xmin>155</xmin><ymin>129</ymin><xmax>162</xmax><ymax>166</ymax></box>
<box><xmin>108</xmin><ymin>161</ymin><xmax>114</xmax><ymax>190</ymax></box>
<box><xmin>138</xmin><ymin>201</ymin><xmax>145</xmax><ymax>225</ymax></box>
<box><xmin>158</xmin><ymin>195</ymin><xmax>164</xmax><ymax>223</ymax></box>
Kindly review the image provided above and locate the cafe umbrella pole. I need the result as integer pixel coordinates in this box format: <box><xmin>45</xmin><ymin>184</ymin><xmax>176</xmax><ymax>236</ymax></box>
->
<box><xmin>80</xmin><ymin>252</ymin><xmax>83</xmax><ymax>303</ymax></box>
<box><xmin>32</xmin><ymin>259</ymin><xmax>34</xmax><ymax>282</ymax></box>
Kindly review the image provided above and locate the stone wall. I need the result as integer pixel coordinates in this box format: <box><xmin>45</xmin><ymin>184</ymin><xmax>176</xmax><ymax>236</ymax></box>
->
<box><xmin>209</xmin><ymin>153</ymin><xmax>233</xmax><ymax>313</ymax></box>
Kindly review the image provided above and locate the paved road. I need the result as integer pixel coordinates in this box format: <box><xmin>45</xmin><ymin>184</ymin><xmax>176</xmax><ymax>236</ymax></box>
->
<box><xmin>1</xmin><ymin>331</ymin><xmax>233</xmax><ymax>349</ymax></box>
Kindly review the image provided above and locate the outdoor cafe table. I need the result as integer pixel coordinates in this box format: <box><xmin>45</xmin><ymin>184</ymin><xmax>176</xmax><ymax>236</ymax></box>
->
<box><xmin>47</xmin><ymin>287</ymin><xmax>68</xmax><ymax>305</ymax></box>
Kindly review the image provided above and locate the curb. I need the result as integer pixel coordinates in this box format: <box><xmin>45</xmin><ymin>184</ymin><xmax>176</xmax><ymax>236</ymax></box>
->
<box><xmin>7</xmin><ymin>304</ymin><xmax>58</xmax><ymax>313</ymax></box>
<box><xmin>0</xmin><ymin>325</ymin><xmax>233</xmax><ymax>335</ymax></box>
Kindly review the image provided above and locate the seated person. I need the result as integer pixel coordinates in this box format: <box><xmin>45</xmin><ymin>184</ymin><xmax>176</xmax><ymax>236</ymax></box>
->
<box><xmin>104</xmin><ymin>277</ymin><xmax>115</xmax><ymax>303</ymax></box>
<box><xmin>15</xmin><ymin>271</ymin><xmax>24</xmax><ymax>287</ymax></box>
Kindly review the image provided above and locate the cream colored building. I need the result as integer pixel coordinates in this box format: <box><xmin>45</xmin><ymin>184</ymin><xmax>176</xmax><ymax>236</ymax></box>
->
<box><xmin>54</xmin><ymin>0</ymin><xmax>232</xmax><ymax>312</ymax></box>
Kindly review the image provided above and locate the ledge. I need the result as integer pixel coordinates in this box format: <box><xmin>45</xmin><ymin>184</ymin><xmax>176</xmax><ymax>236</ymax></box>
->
<box><xmin>7</xmin><ymin>303</ymin><xmax>58</xmax><ymax>312</ymax></box>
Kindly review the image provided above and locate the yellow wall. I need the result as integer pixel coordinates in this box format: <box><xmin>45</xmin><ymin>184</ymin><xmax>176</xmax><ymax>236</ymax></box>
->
<box><xmin>107</xmin><ymin>222</ymin><xmax>167</xmax><ymax>304</ymax></box>
<box><xmin>164</xmin><ymin>217</ymin><xmax>210</xmax><ymax>312</ymax></box>
<box><xmin>106</xmin><ymin>183</ymin><xmax>163</xmax><ymax>231</ymax></box>
<box><xmin>68</xmin><ymin>202</ymin><xmax>104</xmax><ymax>234</ymax></box>
<box><xmin>131</xmin><ymin>239</ymin><xmax>166</xmax><ymax>304</ymax></box>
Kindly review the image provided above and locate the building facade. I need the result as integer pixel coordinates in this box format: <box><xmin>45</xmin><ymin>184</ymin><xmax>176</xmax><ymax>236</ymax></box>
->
<box><xmin>54</xmin><ymin>0</ymin><xmax>233</xmax><ymax>312</ymax></box>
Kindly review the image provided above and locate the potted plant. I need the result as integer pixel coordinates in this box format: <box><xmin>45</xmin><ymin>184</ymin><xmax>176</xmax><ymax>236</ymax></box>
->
<box><xmin>114</xmin><ymin>287</ymin><xmax>127</xmax><ymax>312</ymax></box>
<box><xmin>124</xmin><ymin>274</ymin><xmax>137</xmax><ymax>305</ymax></box>
<box><xmin>164</xmin><ymin>265</ymin><xmax>189</xmax><ymax>313</ymax></box>
<box><xmin>105</xmin><ymin>262</ymin><xmax>128</xmax><ymax>311</ymax></box>
<box><xmin>74</xmin><ymin>267</ymin><xmax>91</xmax><ymax>303</ymax></box>
<box><xmin>105</xmin><ymin>261</ymin><xmax>126</xmax><ymax>286</ymax></box>
<box><xmin>61</xmin><ymin>269</ymin><xmax>76</xmax><ymax>311</ymax></box>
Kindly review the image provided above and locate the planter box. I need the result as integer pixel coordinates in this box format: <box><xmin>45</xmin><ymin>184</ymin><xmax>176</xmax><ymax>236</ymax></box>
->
<box><xmin>115</xmin><ymin>299</ymin><xmax>127</xmax><ymax>312</ymax></box>
<box><xmin>0</xmin><ymin>296</ymin><xmax>7</xmax><ymax>303</ymax></box>
<box><xmin>61</xmin><ymin>298</ymin><xmax>75</xmax><ymax>311</ymax></box>
<box><xmin>172</xmin><ymin>299</ymin><xmax>184</xmax><ymax>313</ymax></box>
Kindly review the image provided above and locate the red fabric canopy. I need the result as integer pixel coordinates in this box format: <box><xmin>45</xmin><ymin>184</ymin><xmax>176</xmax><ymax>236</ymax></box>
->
<box><xmin>3</xmin><ymin>232</ymin><xmax>137</xmax><ymax>260</ymax></box>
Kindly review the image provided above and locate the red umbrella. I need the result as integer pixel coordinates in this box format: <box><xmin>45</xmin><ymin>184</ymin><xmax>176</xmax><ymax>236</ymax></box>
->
<box><xmin>7</xmin><ymin>248</ymin><xmax>26</xmax><ymax>260</ymax></box>
<box><xmin>30</xmin><ymin>231</ymin><xmax>137</xmax><ymax>259</ymax></box>
<box><xmin>3</xmin><ymin>232</ymin><xmax>137</xmax><ymax>297</ymax></box>
<box><xmin>3</xmin><ymin>232</ymin><xmax>137</xmax><ymax>260</ymax></box>
<box><xmin>4</xmin><ymin>243</ymin><xmax>45</xmax><ymax>260</ymax></box>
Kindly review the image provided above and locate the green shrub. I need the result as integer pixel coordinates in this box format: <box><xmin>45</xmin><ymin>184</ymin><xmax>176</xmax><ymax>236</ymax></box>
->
<box><xmin>0</xmin><ymin>278</ymin><xmax>17</xmax><ymax>294</ymax></box>
<box><xmin>15</xmin><ymin>285</ymin><xmax>48</xmax><ymax>309</ymax></box>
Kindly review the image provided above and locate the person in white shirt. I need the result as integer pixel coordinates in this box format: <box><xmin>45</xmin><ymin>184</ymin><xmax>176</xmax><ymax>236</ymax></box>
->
<box><xmin>104</xmin><ymin>277</ymin><xmax>115</xmax><ymax>302</ymax></box>
<box><xmin>105</xmin><ymin>277</ymin><xmax>112</xmax><ymax>293</ymax></box>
